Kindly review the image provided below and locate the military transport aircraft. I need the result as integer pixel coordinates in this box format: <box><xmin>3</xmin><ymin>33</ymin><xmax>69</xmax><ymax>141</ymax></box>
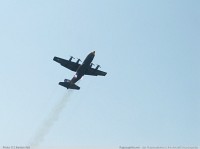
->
<box><xmin>53</xmin><ymin>51</ymin><xmax>107</xmax><ymax>90</ymax></box>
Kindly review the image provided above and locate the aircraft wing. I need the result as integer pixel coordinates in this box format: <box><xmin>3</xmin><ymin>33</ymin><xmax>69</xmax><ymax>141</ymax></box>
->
<box><xmin>85</xmin><ymin>67</ymin><xmax>107</xmax><ymax>76</ymax></box>
<box><xmin>53</xmin><ymin>56</ymin><xmax>80</xmax><ymax>72</ymax></box>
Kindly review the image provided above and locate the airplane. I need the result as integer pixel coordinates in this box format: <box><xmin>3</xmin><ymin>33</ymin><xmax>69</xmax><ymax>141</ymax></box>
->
<box><xmin>53</xmin><ymin>51</ymin><xmax>107</xmax><ymax>90</ymax></box>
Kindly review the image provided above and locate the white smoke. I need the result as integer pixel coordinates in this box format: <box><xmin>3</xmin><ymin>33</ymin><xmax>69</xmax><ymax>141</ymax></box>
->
<box><xmin>30</xmin><ymin>90</ymin><xmax>72</xmax><ymax>147</ymax></box>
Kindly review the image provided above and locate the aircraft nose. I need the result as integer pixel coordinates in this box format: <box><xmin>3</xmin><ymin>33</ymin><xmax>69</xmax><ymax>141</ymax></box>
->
<box><xmin>92</xmin><ymin>51</ymin><xmax>95</xmax><ymax>55</ymax></box>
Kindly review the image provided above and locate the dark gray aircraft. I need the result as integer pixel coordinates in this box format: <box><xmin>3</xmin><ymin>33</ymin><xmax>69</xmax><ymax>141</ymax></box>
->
<box><xmin>53</xmin><ymin>51</ymin><xmax>107</xmax><ymax>90</ymax></box>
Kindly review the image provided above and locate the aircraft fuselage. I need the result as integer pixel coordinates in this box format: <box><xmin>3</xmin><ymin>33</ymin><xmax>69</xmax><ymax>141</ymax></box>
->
<box><xmin>70</xmin><ymin>51</ymin><xmax>95</xmax><ymax>84</ymax></box>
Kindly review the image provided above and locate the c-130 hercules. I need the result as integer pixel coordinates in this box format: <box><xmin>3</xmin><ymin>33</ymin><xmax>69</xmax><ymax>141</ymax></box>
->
<box><xmin>53</xmin><ymin>51</ymin><xmax>107</xmax><ymax>90</ymax></box>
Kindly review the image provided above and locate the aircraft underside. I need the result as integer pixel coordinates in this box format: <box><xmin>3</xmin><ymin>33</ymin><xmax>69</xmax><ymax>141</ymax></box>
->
<box><xmin>53</xmin><ymin>51</ymin><xmax>107</xmax><ymax>90</ymax></box>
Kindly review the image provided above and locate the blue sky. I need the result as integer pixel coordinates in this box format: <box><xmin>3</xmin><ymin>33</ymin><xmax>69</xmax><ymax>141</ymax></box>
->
<box><xmin>0</xmin><ymin>0</ymin><xmax>199</xmax><ymax>148</ymax></box>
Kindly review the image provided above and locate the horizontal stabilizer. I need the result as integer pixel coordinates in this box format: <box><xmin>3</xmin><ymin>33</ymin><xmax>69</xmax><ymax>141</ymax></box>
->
<box><xmin>59</xmin><ymin>81</ymin><xmax>80</xmax><ymax>90</ymax></box>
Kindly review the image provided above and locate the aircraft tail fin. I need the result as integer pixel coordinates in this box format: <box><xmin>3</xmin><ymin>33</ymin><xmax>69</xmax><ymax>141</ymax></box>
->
<box><xmin>59</xmin><ymin>81</ymin><xmax>80</xmax><ymax>90</ymax></box>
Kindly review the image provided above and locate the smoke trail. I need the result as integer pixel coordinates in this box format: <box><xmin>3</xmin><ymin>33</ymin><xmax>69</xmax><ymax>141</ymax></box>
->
<box><xmin>30</xmin><ymin>90</ymin><xmax>72</xmax><ymax>147</ymax></box>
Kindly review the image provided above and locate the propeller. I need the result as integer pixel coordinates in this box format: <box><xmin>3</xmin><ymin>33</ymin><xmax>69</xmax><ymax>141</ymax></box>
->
<box><xmin>69</xmin><ymin>56</ymin><xmax>75</xmax><ymax>61</ymax></box>
<box><xmin>95</xmin><ymin>64</ymin><xmax>101</xmax><ymax>70</ymax></box>
<box><xmin>90</xmin><ymin>63</ymin><xmax>95</xmax><ymax>67</ymax></box>
<box><xmin>76</xmin><ymin>58</ymin><xmax>82</xmax><ymax>64</ymax></box>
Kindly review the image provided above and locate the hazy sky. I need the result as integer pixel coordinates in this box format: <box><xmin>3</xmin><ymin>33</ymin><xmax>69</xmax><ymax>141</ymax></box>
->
<box><xmin>0</xmin><ymin>0</ymin><xmax>199</xmax><ymax>148</ymax></box>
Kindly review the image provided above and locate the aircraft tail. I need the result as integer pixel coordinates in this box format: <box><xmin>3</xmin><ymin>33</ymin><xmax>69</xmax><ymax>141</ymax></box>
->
<box><xmin>59</xmin><ymin>80</ymin><xmax>80</xmax><ymax>90</ymax></box>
